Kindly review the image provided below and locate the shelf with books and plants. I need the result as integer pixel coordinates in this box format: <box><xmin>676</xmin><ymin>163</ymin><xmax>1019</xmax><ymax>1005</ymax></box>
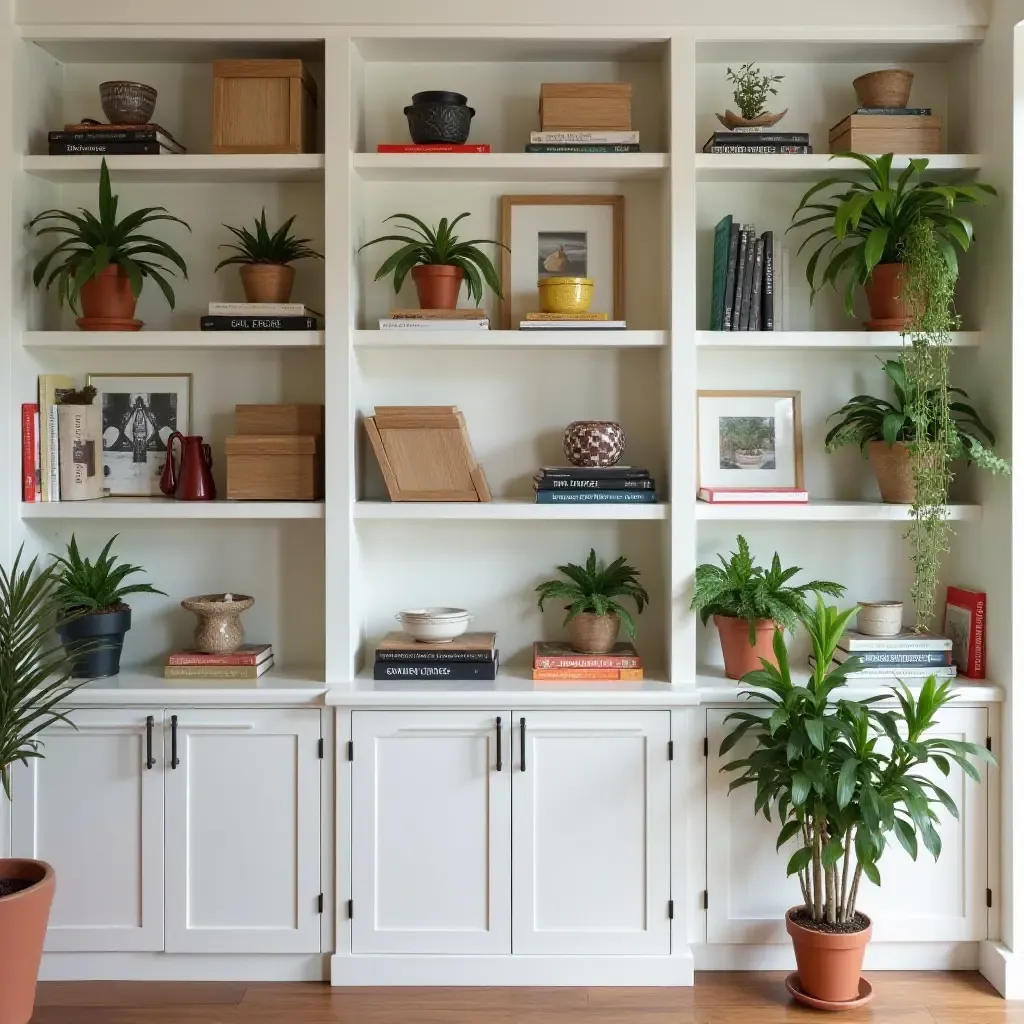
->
<box><xmin>23</xmin><ymin>330</ymin><xmax>325</xmax><ymax>350</ymax></box>
<box><xmin>20</xmin><ymin>498</ymin><xmax>326</xmax><ymax>520</ymax></box>
<box><xmin>23</xmin><ymin>153</ymin><xmax>326</xmax><ymax>184</ymax></box>
<box><xmin>694</xmin><ymin>501</ymin><xmax>982</xmax><ymax>522</ymax></box>
<box><xmin>695</xmin><ymin>330</ymin><xmax>980</xmax><ymax>350</ymax></box>
<box><xmin>353</xmin><ymin>498</ymin><xmax>668</xmax><ymax>521</ymax></box>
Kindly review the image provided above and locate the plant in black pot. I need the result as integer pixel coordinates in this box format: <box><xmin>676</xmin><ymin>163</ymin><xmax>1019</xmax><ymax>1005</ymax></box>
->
<box><xmin>52</xmin><ymin>535</ymin><xmax>165</xmax><ymax>678</ymax></box>
<box><xmin>404</xmin><ymin>91</ymin><xmax>475</xmax><ymax>145</ymax></box>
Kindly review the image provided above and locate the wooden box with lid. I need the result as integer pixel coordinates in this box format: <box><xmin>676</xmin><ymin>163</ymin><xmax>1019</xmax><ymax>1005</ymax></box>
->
<box><xmin>539</xmin><ymin>83</ymin><xmax>632</xmax><ymax>130</ymax></box>
<box><xmin>226</xmin><ymin>404</ymin><xmax>324</xmax><ymax>500</ymax></box>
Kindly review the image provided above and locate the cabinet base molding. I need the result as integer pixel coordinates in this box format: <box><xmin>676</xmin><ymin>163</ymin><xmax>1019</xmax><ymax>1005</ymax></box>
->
<box><xmin>330</xmin><ymin>953</ymin><xmax>694</xmax><ymax>986</ymax></box>
<box><xmin>40</xmin><ymin>953</ymin><xmax>329</xmax><ymax>982</ymax></box>
<box><xmin>694</xmin><ymin>942</ymin><xmax>979</xmax><ymax>973</ymax></box>
<box><xmin>979</xmin><ymin>941</ymin><xmax>1024</xmax><ymax>998</ymax></box>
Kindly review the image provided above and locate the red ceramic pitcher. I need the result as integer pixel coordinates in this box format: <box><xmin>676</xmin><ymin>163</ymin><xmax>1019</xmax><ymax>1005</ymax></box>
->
<box><xmin>160</xmin><ymin>432</ymin><xmax>216</xmax><ymax>501</ymax></box>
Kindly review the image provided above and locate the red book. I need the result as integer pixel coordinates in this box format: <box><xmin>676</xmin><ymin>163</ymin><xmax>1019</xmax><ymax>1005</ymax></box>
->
<box><xmin>698</xmin><ymin>487</ymin><xmax>809</xmax><ymax>504</ymax></box>
<box><xmin>376</xmin><ymin>144</ymin><xmax>491</xmax><ymax>153</ymax></box>
<box><xmin>944</xmin><ymin>587</ymin><xmax>986</xmax><ymax>679</ymax></box>
<box><xmin>21</xmin><ymin>403</ymin><xmax>38</xmax><ymax>503</ymax></box>
<box><xmin>166</xmin><ymin>643</ymin><xmax>273</xmax><ymax>667</ymax></box>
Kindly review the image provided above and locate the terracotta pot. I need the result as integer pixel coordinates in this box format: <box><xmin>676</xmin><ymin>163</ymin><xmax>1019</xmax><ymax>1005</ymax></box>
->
<box><xmin>77</xmin><ymin>264</ymin><xmax>139</xmax><ymax>329</ymax></box>
<box><xmin>567</xmin><ymin>612</ymin><xmax>620</xmax><ymax>654</ymax></box>
<box><xmin>863</xmin><ymin>262</ymin><xmax>911</xmax><ymax>330</ymax></box>
<box><xmin>240</xmin><ymin>263</ymin><xmax>295</xmax><ymax>303</ymax></box>
<box><xmin>714</xmin><ymin>614</ymin><xmax>780</xmax><ymax>680</ymax></box>
<box><xmin>412</xmin><ymin>264</ymin><xmax>464</xmax><ymax>309</ymax></box>
<box><xmin>786</xmin><ymin>907</ymin><xmax>872</xmax><ymax>1007</ymax></box>
<box><xmin>867</xmin><ymin>441</ymin><xmax>916</xmax><ymax>503</ymax></box>
<box><xmin>0</xmin><ymin>859</ymin><xmax>55</xmax><ymax>1024</ymax></box>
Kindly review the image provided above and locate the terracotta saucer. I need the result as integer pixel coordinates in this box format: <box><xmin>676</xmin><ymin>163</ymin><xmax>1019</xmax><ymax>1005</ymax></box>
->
<box><xmin>785</xmin><ymin>972</ymin><xmax>874</xmax><ymax>1011</ymax></box>
<box><xmin>75</xmin><ymin>316</ymin><xmax>144</xmax><ymax>332</ymax></box>
<box><xmin>864</xmin><ymin>317</ymin><xmax>911</xmax><ymax>333</ymax></box>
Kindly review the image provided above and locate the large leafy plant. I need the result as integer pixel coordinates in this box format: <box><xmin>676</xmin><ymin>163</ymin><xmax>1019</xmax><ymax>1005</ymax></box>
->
<box><xmin>719</xmin><ymin>598</ymin><xmax>993</xmax><ymax>926</ymax></box>
<box><xmin>52</xmin><ymin>535</ymin><xmax>165</xmax><ymax>614</ymax></box>
<box><xmin>29</xmin><ymin>158</ymin><xmax>190</xmax><ymax>311</ymax></box>
<box><xmin>691</xmin><ymin>535</ymin><xmax>844</xmax><ymax>643</ymax></box>
<box><xmin>215</xmin><ymin>209</ymin><xmax>323</xmax><ymax>270</ymax></box>
<box><xmin>358</xmin><ymin>213</ymin><xmax>507</xmax><ymax>304</ymax></box>
<box><xmin>535</xmin><ymin>549</ymin><xmax>649</xmax><ymax>639</ymax></box>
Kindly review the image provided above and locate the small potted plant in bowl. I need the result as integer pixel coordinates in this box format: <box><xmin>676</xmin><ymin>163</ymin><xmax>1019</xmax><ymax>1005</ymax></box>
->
<box><xmin>52</xmin><ymin>534</ymin><xmax>165</xmax><ymax>678</ymax></box>
<box><xmin>536</xmin><ymin>548</ymin><xmax>649</xmax><ymax>654</ymax></box>
<box><xmin>718</xmin><ymin>62</ymin><xmax>785</xmax><ymax>129</ymax></box>
<box><xmin>358</xmin><ymin>212</ymin><xmax>507</xmax><ymax>310</ymax></box>
<box><xmin>29</xmin><ymin>158</ymin><xmax>189</xmax><ymax>331</ymax></box>
<box><xmin>215</xmin><ymin>209</ymin><xmax>323</xmax><ymax>304</ymax></box>
<box><xmin>691</xmin><ymin>535</ymin><xmax>844</xmax><ymax>680</ymax></box>
<box><xmin>719</xmin><ymin>597</ymin><xmax>993</xmax><ymax>1009</ymax></box>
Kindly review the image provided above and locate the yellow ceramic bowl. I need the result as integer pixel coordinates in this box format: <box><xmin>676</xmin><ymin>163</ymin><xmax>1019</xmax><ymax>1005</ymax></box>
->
<box><xmin>538</xmin><ymin>276</ymin><xmax>594</xmax><ymax>314</ymax></box>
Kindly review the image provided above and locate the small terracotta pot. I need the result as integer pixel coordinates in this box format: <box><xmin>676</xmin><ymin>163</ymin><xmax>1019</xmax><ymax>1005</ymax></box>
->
<box><xmin>863</xmin><ymin>262</ymin><xmax>911</xmax><ymax>330</ymax></box>
<box><xmin>567</xmin><ymin>612</ymin><xmax>620</xmax><ymax>654</ymax></box>
<box><xmin>77</xmin><ymin>264</ymin><xmax>139</xmax><ymax>328</ymax></box>
<box><xmin>240</xmin><ymin>263</ymin><xmax>295</xmax><ymax>303</ymax></box>
<box><xmin>412</xmin><ymin>264</ymin><xmax>464</xmax><ymax>309</ymax></box>
<box><xmin>867</xmin><ymin>441</ymin><xmax>916</xmax><ymax>503</ymax></box>
<box><xmin>0</xmin><ymin>859</ymin><xmax>55</xmax><ymax>1024</ymax></box>
<box><xmin>786</xmin><ymin>907</ymin><xmax>872</xmax><ymax>1007</ymax></box>
<box><xmin>714</xmin><ymin>614</ymin><xmax>779</xmax><ymax>680</ymax></box>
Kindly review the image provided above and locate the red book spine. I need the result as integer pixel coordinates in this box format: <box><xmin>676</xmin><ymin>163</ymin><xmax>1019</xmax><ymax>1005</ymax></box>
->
<box><xmin>945</xmin><ymin>586</ymin><xmax>986</xmax><ymax>679</ymax></box>
<box><xmin>970</xmin><ymin>595</ymin><xmax>986</xmax><ymax>679</ymax></box>
<box><xmin>534</xmin><ymin>656</ymin><xmax>642</xmax><ymax>670</ymax></box>
<box><xmin>166</xmin><ymin>653</ymin><xmax>264</xmax><ymax>666</ymax></box>
<box><xmin>376</xmin><ymin>144</ymin><xmax>491</xmax><ymax>153</ymax></box>
<box><xmin>21</xmin><ymin>404</ymin><xmax>37</xmax><ymax>502</ymax></box>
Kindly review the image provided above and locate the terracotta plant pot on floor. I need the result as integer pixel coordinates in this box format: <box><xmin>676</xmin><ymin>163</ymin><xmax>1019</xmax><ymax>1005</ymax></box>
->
<box><xmin>240</xmin><ymin>263</ymin><xmax>295</xmax><ymax>304</ymax></box>
<box><xmin>567</xmin><ymin>612</ymin><xmax>619</xmax><ymax>654</ymax></box>
<box><xmin>863</xmin><ymin>262</ymin><xmax>911</xmax><ymax>331</ymax></box>
<box><xmin>0</xmin><ymin>859</ymin><xmax>55</xmax><ymax>1024</ymax></box>
<box><xmin>867</xmin><ymin>440</ymin><xmax>916</xmax><ymax>503</ymax></box>
<box><xmin>714</xmin><ymin>614</ymin><xmax>779</xmax><ymax>680</ymax></box>
<box><xmin>412</xmin><ymin>264</ymin><xmax>464</xmax><ymax>309</ymax></box>
<box><xmin>77</xmin><ymin>264</ymin><xmax>141</xmax><ymax>331</ymax></box>
<box><xmin>786</xmin><ymin>907</ymin><xmax>873</xmax><ymax>1009</ymax></box>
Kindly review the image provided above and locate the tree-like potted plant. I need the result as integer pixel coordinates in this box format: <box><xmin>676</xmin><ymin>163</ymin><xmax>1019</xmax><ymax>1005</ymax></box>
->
<box><xmin>358</xmin><ymin>212</ymin><xmax>507</xmax><ymax>310</ymax></box>
<box><xmin>52</xmin><ymin>534</ymin><xmax>165</xmax><ymax>678</ymax></box>
<box><xmin>718</xmin><ymin>598</ymin><xmax>993</xmax><ymax>1009</ymax></box>
<box><xmin>535</xmin><ymin>548</ymin><xmax>649</xmax><ymax>655</ymax></box>
<box><xmin>215</xmin><ymin>208</ymin><xmax>323</xmax><ymax>304</ymax></box>
<box><xmin>719</xmin><ymin>62</ymin><xmax>786</xmax><ymax>129</ymax></box>
<box><xmin>691</xmin><ymin>535</ymin><xmax>845</xmax><ymax>680</ymax></box>
<box><xmin>825</xmin><ymin>358</ymin><xmax>1008</xmax><ymax>503</ymax></box>
<box><xmin>29</xmin><ymin>158</ymin><xmax>189</xmax><ymax>331</ymax></box>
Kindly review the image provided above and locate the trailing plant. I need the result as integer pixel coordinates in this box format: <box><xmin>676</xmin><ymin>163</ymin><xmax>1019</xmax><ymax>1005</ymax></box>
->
<box><xmin>358</xmin><ymin>212</ymin><xmax>508</xmax><ymax>304</ymax></box>
<box><xmin>29</xmin><ymin>158</ymin><xmax>190</xmax><ymax>311</ymax></box>
<box><xmin>51</xmin><ymin>535</ymin><xmax>165</xmax><ymax>615</ymax></box>
<box><xmin>719</xmin><ymin>597</ymin><xmax>993</xmax><ymax>926</ymax></box>
<box><xmin>691</xmin><ymin>535</ymin><xmax>845</xmax><ymax>644</ymax></box>
<box><xmin>215</xmin><ymin>209</ymin><xmax>323</xmax><ymax>270</ymax></box>
<box><xmin>535</xmin><ymin>549</ymin><xmax>649</xmax><ymax>639</ymax></box>
<box><xmin>726</xmin><ymin>63</ymin><xmax>784</xmax><ymax>121</ymax></box>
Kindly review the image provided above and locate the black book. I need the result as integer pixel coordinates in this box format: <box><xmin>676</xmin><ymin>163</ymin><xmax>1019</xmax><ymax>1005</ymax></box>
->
<box><xmin>539</xmin><ymin>466</ymin><xmax>650</xmax><ymax>480</ymax></box>
<box><xmin>855</xmin><ymin>107</ymin><xmax>932</xmax><ymax>116</ymax></box>
<box><xmin>536</xmin><ymin>476</ymin><xmax>655</xmax><ymax>491</ymax></box>
<box><xmin>376</xmin><ymin>649</ymin><xmax>495</xmax><ymax>664</ymax></box>
<box><xmin>738</xmin><ymin>231</ymin><xmax>757</xmax><ymax>330</ymax></box>
<box><xmin>706</xmin><ymin>131</ymin><xmax>810</xmax><ymax>146</ymax></box>
<box><xmin>760</xmin><ymin>230</ymin><xmax>775</xmax><ymax>331</ymax></box>
<box><xmin>373</xmin><ymin>655</ymin><xmax>498</xmax><ymax>681</ymax></box>
<box><xmin>730</xmin><ymin>225</ymin><xmax>750</xmax><ymax>331</ymax></box>
<box><xmin>49</xmin><ymin>129</ymin><xmax>184</xmax><ymax>152</ymax></box>
<box><xmin>749</xmin><ymin>238</ymin><xmax>765</xmax><ymax>332</ymax></box>
<box><xmin>722</xmin><ymin>221</ymin><xmax>740</xmax><ymax>331</ymax></box>
<box><xmin>201</xmin><ymin>315</ymin><xmax>318</xmax><ymax>331</ymax></box>
<box><xmin>47</xmin><ymin>142</ymin><xmax>170</xmax><ymax>155</ymax></box>
<box><xmin>704</xmin><ymin>144</ymin><xmax>811</xmax><ymax>155</ymax></box>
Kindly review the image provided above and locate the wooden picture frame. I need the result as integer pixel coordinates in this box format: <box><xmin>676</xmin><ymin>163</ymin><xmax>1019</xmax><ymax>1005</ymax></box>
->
<box><xmin>499</xmin><ymin>194</ymin><xmax>625</xmax><ymax>329</ymax></box>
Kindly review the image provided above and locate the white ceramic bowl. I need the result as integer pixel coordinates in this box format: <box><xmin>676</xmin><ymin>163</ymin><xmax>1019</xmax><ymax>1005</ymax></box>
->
<box><xmin>856</xmin><ymin>601</ymin><xmax>904</xmax><ymax>637</ymax></box>
<box><xmin>396</xmin><ymin>608</ymin><xmax>472</xmax><ymax>643</ymax></box>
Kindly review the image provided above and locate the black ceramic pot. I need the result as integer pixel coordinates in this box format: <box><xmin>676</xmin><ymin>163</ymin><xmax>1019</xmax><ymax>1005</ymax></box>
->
<box><xmin>57</xmin><ymin>606</ymin><xmax>132</xmax><ymax>678</ymax></box>
<box><xmin>404</xmin><ymin>91</ymin><xmax>475</xmax><ymax>145</ymax></box>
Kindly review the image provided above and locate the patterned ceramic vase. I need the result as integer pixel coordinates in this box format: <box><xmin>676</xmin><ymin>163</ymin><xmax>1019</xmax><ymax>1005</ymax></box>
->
<box><xmin>404</xmin><ymin>91</ymin><xmax>475</xmax><ymax>144</ymax></box>
<box><xmin>562</xmin><ymin>421</ymin><xmax>626</xmax><ymax>467</ymax></box>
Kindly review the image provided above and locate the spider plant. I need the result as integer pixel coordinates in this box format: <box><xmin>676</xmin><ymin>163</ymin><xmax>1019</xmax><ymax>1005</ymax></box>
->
<box><xmin>214</xmin><ymin>209</ymin><xmax>323</xmax><ymax>269</ymax></box>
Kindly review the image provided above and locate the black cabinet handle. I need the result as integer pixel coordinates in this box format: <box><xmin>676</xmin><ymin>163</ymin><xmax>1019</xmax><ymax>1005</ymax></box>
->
<box><xmin>170</xmin><ymin>714</ymin><xmax>179</xmax><ymax>769</ymax></box>
<box><xmin>145</xmin><ymin>715</ymin><xmax>155</xmax><ymax>769</ymax></box>
<box><xmin>520</xmin><ymin>717</ymin><xmax>526</xmax><ymax>772</ymax></box>
<box><xmin>496</xmin><ymin>717</ymin><xmax>502</xmax><ymax>772</ymax></box>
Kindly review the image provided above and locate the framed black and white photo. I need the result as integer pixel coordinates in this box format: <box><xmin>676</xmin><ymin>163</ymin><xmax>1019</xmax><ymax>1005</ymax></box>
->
<box><xmin>87</xmin><ymin>373</ymin><xmax>192</xmax><ymax>496</ymax></box>
<box><xmin>500</xmin><ymin>194</ymin><xmax>624</xmax><ymax>328</ymax></box>
<box><xmin>697</xmin><ymin>390</ymin><xmax>803</xmax><ymax>490</ymax></box>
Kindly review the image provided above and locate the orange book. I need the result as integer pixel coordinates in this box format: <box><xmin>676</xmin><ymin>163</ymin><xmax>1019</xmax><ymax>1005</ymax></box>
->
<box><xmin>532</xmin><ymin>668</ymin><xmax>644</xmax><ymax>681</ymax></box>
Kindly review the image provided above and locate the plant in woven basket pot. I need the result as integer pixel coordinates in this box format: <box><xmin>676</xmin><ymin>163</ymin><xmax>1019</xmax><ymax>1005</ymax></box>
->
<box><xmin>691</xmin><ymin>535</ymin><xmax>845</xmax><ymax>680</ymax></box>
<box><xmin>358</xmin><ymin>212</ymin><xmax>507</xmax><ymax>310</ymax></box>
<box><xmin>215</xmin><ymin>208</ymin><xmax>323</xmax><ymax>304</ymax></box>
<box><xmin>718</xmin><ymin>598</ymin><xmax>993</xmax><ymax>1009</ymax></box>
<box><xmin>535</xmin><ymin>549</ymin><xmax>649</xmax><ymax>654</ymax></box>
<box><xmin>28</xmin><ymin>158</ymin><xmax>189</xmax><ymax>331</ymax></box>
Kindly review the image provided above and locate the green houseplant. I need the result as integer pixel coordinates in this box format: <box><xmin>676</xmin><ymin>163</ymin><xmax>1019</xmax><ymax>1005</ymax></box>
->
<box><xmin>718</xmin><ymin>598</ymin><xmax>993</xmax><ymax>1008</ymax></box>
<box><xmin>691</xmin><ymin>535</ymin><xmax>845</xmax><ymax>680</ymax></box>
<box><xmin>52</xmin><ymin>534</ymin><xmax>165</xmax><ymax>678</ymax></box>
<box><xmin>215</xmin><ymin>208</ymin><xmax>323</xmax><ymax>304</ymax></box>
<box><xmin>29</xmin><ymin>158</ymin><xmax>189</xmax><ymax>331</ymax></box>
<box><xmin>358</xmin><ymin>212</ymin><xmax>507</xmax><ymax>310</ymax></box>
<box><xmin>724</xmin><ymin>63</ymin><xmax>785</xmax><ymax>123</ymax></box>
<box><xmin>535</xmin><ymin>549</ymin><xmax>649</xmax><ymax>655</ymax></box>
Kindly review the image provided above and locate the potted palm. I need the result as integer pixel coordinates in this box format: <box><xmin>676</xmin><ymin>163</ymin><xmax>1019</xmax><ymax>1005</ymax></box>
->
<box><xmin>52</xmin><ymin>534</ymin><xmax>165</xmax><ymax>678</ymax></box>
<box><xmin>691</xmin><ymin>535</ymin><xmax>844</xmax><ymax>680</ymax></box>
<box><xmin>719</xmin><ymin>598</ymin><xmax>993</xmax><ymax>1009</ymax></box>
<box><xmin>215</xmin><ymin>209</ymin><xmax>323</xmax><ymax>304</ymax></box>
<box><xmin>358</xmin><ymin>212</ymin><xmax>507</xmax><ymax>310</ymax></box>
<box><xmin>29</xmin><ymin>159</ymin><xmax>189</xmax><ymax>331</ymax></box>
<box><xmin>535</xmin><ymin>549</ymin><xmax>649</xmax><ymax>654</ymax></box>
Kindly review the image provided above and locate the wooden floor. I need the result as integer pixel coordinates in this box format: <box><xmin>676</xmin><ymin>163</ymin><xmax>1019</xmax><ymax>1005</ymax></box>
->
<box><xmin>27</xmin><ymin>973</ymin><xmax>1021</xmax><ymax>1023</ymax></box>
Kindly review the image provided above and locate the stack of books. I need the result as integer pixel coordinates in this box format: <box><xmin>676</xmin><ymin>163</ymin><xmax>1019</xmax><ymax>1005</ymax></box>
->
<box><xmin>376</xmin><ymin>143</ymin><xmax>491</xmax><ymax>154</ymax></box>
<box><xmin>813</xmin><ymin>631</ymin><xmax>956</xmax><ymax>682</ymax></box>
<box><xmin>702</xmin><ymin>129</ymin><xmax>810</xmax><ymax>155</ymax></box>
<box><xmin>533</xmin><ymin>641</ymin><xmax>644</xmax><ymax>681</ymax></box>
<box><xmin>201</xmin><ymin>302</ymin><xmax>320</xmax><ymax>331</ymax></box>
<box><xmin>519</xmin><ymin>313</ymin><xmax>626</xmax><ymax>331</ymax></box>
<box><xmin>526</xmin><ymin>130</ymin><xmax>640</xmax><ymax>154</ymax></box>
<box><xmin>709</xmin><ymin>215</ymin><xmax>774</xmax><ymax>331</ymax></box>
<box><xmin>48</xmin><ymin>123</ymin><xmax>186</xmax><ymax>156</ymax></box>
<box><xmin>378</xmin><ymin>308</ymin><xmax>489</xmax><ymax>331</ymax></box>
<box><xmin>534</xmin><ymin>466</ymin><xmax>657</xmax><ymax>505</ymax></box>
<box><xmin>23</xmin><ymin>374</ymin><xmax>79</xmax><ymax>503</ymax></box>
<box><xmin>374</xmin><ymin>631</ymin><xmax>499</xmax><ymax>681</ymax></box>
<box><xmin>164</xmin><ymin>643</ymin><xmax>275</xmax><ymax>680</ymax></box>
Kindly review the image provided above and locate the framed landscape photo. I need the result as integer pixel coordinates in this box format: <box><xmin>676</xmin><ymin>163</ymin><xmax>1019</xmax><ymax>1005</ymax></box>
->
<box><xmin>697</xmin><ymin>390</ymin><xmax>803</xmax><ymax>490</ymax></box>
<box><xmin>500</xmin><ymin>194</ymin><xmax>624</xmax><ymax>328</ymax></box>
<box><xmin>88</xmin><ymin>373</ymin><xmax>192</xmax><ymax>497</ymax></box>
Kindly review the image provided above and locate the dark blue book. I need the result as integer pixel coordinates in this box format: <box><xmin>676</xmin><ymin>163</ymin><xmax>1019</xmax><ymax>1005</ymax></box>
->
<box><xmin>534</xmin><ymin>489</ymin><xmax>657</xmax><ymax>504</ymax></box>
<box><xmin>373</xmin><ymin>655</ymin><xmax>498</xmax><ymax>680</ymax></box>
<box><xmin>855</xmin><ymin>107</ymin><xmax>932</xmax><ymax>116</ymax></box>
<box><xmin>536</xmin><ymin>476</ymin><xmax>655</xmax><ymax>491</ymax></box>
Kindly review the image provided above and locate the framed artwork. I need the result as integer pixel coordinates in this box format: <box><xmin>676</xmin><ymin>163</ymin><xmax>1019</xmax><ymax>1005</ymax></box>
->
<box><xmin>87</xmin><ymin>373</ymin><xmax>192</xmax><ymax>496</ymax></box>
<box><xmin>499</xmin><ymin>194</ymin><xmax>624</xmax><ymax>328</ymax></box>
<box><xmin>697</xmin><ymin>390</ymin><xmax>804</xmax><ymax>490</ymax></box>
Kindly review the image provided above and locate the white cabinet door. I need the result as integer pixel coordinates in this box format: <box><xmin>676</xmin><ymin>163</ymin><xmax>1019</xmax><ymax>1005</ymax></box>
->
<box><xmin>706</xmin><ymin>706</ymin><xmax>989</xmax><ymax>944</ymax></box>
<box><xmin>351</xmin><ymin>710</ymin><xmax>511</xmax><ymax>954</ymax></box>
<box><xmin>164</xmin><ymin>708</ymin><xmax>322</xmax><ymax>953</ymax></box>
<box><xmin>512</xmin><ymin>710</ymin><xmax>671</xmax><ymax>955</ymax></box>
<box><xmin>11</xmin><ymin>709</ymin><xmax>164</xmax><ymax>952</ymax></box>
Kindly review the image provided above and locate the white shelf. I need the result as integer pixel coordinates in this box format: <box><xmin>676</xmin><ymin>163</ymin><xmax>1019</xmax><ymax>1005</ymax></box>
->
<box><xmin>21</xmin><ymin>499</ymin><xmax>325</xmax><ymax>520</ymax></box>
<box><xmin>696</xmin><ymin>501</ymin><xmax>982</xmax><ymax>522</ymax></box>
<box><xmin>22</xmin><ymin>154</ymin><xmax>325</xmax><ymax>184</ymax></box>
<box><xmin>695</xmin><ymin>153</ymin><xmax>983</xmax><ymax>184</ymax></box>
<box><xmin>355</xmin><ymin>329</ymin><xmax>666</xmax><ymax>349</ymax></box>
<box><xmin>23</xmin><ymin>330</ymin><xmax>324</xmax><ymax>350</ymax></box>
<box><xmin>354</xmin><ymin>498</ymin><xmax>668</xmax><ymax>521</ymax></box>
<box><xmin>697</xmin><ymin>330</ymin><xmax>981</xmax><ymax>350</ymax></box>
<box><xmin>352</xmin><ymin>153</ymin><xmax>668</xmax><ymax>182</ymax></box>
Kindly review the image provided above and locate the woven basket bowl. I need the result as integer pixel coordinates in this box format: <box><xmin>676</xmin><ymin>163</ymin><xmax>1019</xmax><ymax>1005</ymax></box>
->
<box><xmin>852</xmin><ymin>69</ymin><xmax>914</xmax><ymax>109</ymax></box>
